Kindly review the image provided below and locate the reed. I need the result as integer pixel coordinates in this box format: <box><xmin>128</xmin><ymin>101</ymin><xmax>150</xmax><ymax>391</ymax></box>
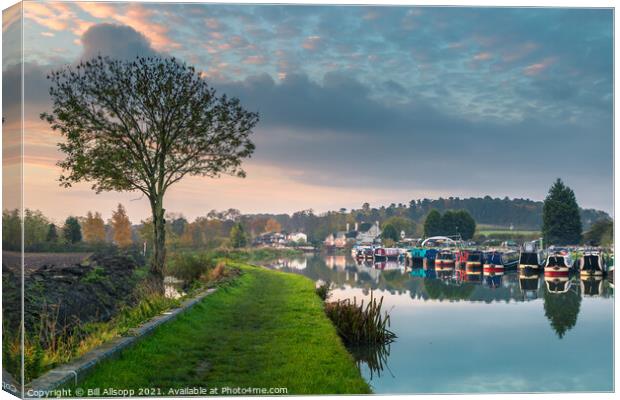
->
<box><xmin>324</xmin><ymin>292</ymin><xmax>396</xmax><ymax>346</ymax></box>
<box><xmin>348</xmin><ymin>343</ymin><xmax>392</xmax><ymax>379</ymax></box>
<box><xmin>315</xmin><ymin>280</ymin><xmax>332</xmax><ymax>301</ymax></box>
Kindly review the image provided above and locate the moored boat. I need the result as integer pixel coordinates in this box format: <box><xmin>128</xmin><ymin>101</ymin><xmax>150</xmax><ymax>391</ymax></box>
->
<box><xmin>544</xmin><ymin>248</ymin><xmax>573</xmax><ymax>277</ymax></box>
<box><xmin>518</xmin><ymin>246</ymin><xmax>544</xmax><ymax>270</ymax></box>
<box><xmin>484</xmin><ymin>250</ymin><xmax>519</xmax><ymax>273</ymax></box>
<box><xmin>424</xmin><ymin>249</ymin><xmax>439</xmax><ymax>269</ymax></box>
<box><xmin>374</xmin><ymin>247</ymin><xmax>400</xmax><ymax>261</ymax></box>
<box><xmin>408</xmin><ymin>247</ymin><xmax>426</xmax><ymax>268</ymax></box>
<box><xmin>465</xmin><ymin>250</ymin><xmax>484</xmax><ymax>274</ymax></box>
<box><xmin>579</xmin><ymin>250</ymin><xmax>605</xmax><ymax>276</ymax></box>
<box><xmin>435</xmin><ymin>250</ymin><xmax>456</xmax><ymax>271</ymax></box>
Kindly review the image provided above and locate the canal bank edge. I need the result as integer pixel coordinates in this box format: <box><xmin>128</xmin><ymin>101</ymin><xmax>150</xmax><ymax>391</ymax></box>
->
<box><xmin>71</xmin><ymin>264</ymin><xmax>372</xmax><ymax>395</ymax></box>
<box><xmin>25</xmin><ymin>287</ymin><xmax>218</xmax><ymax>397</ymax></box>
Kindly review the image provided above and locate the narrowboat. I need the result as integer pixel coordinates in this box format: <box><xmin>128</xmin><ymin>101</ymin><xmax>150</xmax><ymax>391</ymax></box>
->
<box><xmin>544</xmin><ymin>275</ymin><xmax>572</xmax><ymax>294</ymax></box>
<box><xmin>356</xmin><ymin>246</ymin><xmax>374</xmax><ymax>260</ymax></box>
<box><xmin>518</xmin><ymin>249</ymin><xmax>544</xmax><ymax>270</ymax></box>
<box><xmin>374</xmin><ymin>247</ymin><xmax>400</xmax><ymax>261</ymax></box>
<box><xmin>483</xmin><ymin>251</ymin><xmax>518</xmax><ymax>275</ymax></box>
<box><xmin>435</xmin><ymin>250</ymin><xmax>456</xmax><ymax>271</ymax></box>
<box><xmin>580</xmin><ymin>275</ymin><xmax>604</xmax><ymax>297</ymax></box>
<box><xmin>544</xmin><ymin>248</ymin><xmax>574</xmax><ymax>277</ymax></box>
<box><xmin>465</xmin><ymin>250</ymin><xmax>484</xmax><ymax>275</ymax></box>
<box><xmin>456</xmin><ymin>249</ymin><xmax>469</xmax><ymax>268</ymax></box>
<box><xmin>579</xmin><ymin>250</ymin><xmax>605</xmax><ymax>276</ymax></box>
<box><xmin>424</xmin><ymin>248</ymin><xmax>439</xmax><ymax>269</ymax></box>
<box><xmin>408</xmin><ymin>248</ymin><xmax>426</xmax><ymax>268</ymax></box>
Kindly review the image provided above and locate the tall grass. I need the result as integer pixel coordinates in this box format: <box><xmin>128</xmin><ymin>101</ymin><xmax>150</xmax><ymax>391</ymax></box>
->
<box><xmin>324</xmin><ymin>292</ymin><xmax>396</xmax><ymax>346</ymax></box>
<box><xmin>165</xmin><ymin>252</ymin><xmax>215</xmax><ymax>283</ymax></box>
<box><xmin>4</xmin><ymin>281</ymin><xmax>181</xmax><ymax>382</ymax></box>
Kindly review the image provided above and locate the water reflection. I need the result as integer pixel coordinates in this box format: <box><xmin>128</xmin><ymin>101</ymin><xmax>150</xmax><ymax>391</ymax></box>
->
<box><xmin>265</xmin><ymin>254</ymin><xmax>613</xmax><ymax>393</ymax></box>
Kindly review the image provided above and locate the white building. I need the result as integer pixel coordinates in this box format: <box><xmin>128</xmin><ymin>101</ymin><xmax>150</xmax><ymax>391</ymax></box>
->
<box><xmin>288</xmin><ymin>232</ymin><xmax>308</xmax><ymax>244</ymax></box>
<box><xmin>356</xmin><ymin>222</ymin><xmax>382</xmax><ymax>244</ymax></box>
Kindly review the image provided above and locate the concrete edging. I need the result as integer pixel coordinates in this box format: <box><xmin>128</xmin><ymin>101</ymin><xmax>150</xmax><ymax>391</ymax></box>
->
<box><xmin>25</xmin><ymin>288</ymin><xmax>217</xmax><ymax>395</ymax></box>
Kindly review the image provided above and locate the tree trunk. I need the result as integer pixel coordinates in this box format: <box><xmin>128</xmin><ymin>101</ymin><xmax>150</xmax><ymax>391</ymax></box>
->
<box><xmin>150</xmin><ymin>201</ymin><xmax>166</xmax><ymax>294</ymax></box>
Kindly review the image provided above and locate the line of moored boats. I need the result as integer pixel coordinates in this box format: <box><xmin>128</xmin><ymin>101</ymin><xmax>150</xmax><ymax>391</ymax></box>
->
<box><xmin>351</xmin><ymin>243</ymin><xmax>615</xmax><ymax>281</ymax></box>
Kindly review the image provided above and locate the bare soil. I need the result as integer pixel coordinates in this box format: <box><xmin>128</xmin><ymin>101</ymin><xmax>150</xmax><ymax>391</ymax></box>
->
<box><xmin>2</xmin><ymin>251</ymin><xmax>92</xmax><ymax>275</ymax></box>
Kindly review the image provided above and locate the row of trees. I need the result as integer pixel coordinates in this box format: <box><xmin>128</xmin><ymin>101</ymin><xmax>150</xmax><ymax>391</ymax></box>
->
<box><xmin>2</xmin><ymin>204</ymin><xmax>134</xmax><ymax>251</ymax></box>
<box><xmin>422</xmin><ymin>209</ymin><xmax>477</xmax><ymax>239</ymax></box>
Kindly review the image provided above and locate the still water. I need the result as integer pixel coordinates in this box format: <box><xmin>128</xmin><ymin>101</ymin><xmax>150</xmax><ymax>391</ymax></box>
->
<box><xmin>265</xmin><ymin>254</ymin><xmax>614</xmax><ymax>394</ymax></box>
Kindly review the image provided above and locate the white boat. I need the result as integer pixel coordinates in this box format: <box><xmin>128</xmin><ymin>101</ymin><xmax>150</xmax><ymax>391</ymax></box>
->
<box><xmin>544</xmin><ymin>248</ymin><xmax>573</xmax><ymax>276</ymax></box>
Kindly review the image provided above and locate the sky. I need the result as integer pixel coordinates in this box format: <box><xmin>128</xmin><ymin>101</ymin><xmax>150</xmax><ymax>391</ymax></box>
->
<box><xmin>2</xmin><ymin>2</ymin><xmax>614</xmax><ymax>223</ymax></box>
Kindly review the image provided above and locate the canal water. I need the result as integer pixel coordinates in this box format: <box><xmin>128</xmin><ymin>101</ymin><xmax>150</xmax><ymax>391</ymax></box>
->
<box><xmin>265</xmin><ymin>254</ymin><xmax>614</xmax><ymax>394</ymax></box>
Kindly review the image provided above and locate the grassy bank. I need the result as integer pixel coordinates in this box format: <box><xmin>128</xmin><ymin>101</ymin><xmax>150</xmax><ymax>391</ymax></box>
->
<box><xmin>72</xmin><ymin>264</ymin><xmax>370</xmax><ymax>395</ymax></box>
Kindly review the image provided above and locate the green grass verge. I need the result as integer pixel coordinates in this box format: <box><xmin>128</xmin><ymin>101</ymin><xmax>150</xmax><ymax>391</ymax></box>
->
<box><xmin>72</xmin><ymin>264</ymin><xmax>371</xmax><ymax>395</ymax></box>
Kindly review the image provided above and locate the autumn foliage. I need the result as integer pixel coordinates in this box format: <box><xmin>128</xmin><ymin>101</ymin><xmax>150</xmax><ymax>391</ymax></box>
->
<box><xmin>111</xmin><ymin>204</ymin><xmax>132</xmax><ymax>247</ymax></box>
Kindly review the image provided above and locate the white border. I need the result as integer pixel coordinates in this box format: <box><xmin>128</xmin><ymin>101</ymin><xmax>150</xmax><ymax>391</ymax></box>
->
<box><xmin>0</xmin><ymin>2</ymin><xmax>616</xmax><ymax>400</ymax></box>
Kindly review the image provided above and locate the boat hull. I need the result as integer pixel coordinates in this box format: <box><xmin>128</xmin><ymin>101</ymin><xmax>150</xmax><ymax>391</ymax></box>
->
<box><xmin>483</xmin><ymin>264</ymin><xmax>504</xmax><ymax>276</ymax></box>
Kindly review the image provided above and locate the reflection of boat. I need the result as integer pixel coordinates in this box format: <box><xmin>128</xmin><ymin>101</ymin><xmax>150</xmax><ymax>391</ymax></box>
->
<box><xmin>580</xmin><ymin>276</ymin><xmax>603</xmax><ymax>296</ymax></box>
<box><xmin>463</xmin><ymin>271</ymin><xmax>482</xmax><ymax>284</ymax></box>
<box><xmin>373</xmin><ymin>260</ymin><xmax>401</xmax><ymax>270</ymax></box>
<box><xmin>435</xmin><ymin>250</ymin><xmax>456</xmax><ymax>271</ymax></box>
<box><xmin>325</xmin><ymin>255</ymin><xmax>346</xmax><ymax>270</ymax></box>
<box><xmin>485</xmin><ymin>274</ymin><xmax>502</xmax><ymax>288</ymax></box>
<box><xmin>519</xmin><ymin>269</ymin><xmax>541</xmax><ymax>300</ymax></box>
<box><xmin>465</xmin><ymin>251</ymin><xmax>484</xmax><ymax>274</ymax></box>
<box><xmin>579</xmin><ymin>250</ymin><xmax>605</xmax><ymax>276</ymax></box>
<box><xmin>436</xmin><ymin>269</ymin><xmax>453</xmax><ymax>280</ymax></box>
<box><xmin>410</xmin><ymin>267</ymin><xmax>425</xmax><ymax>278</ymax></box>
<box><xmin>544</xmin><ymin>275</ymin><xmax>572</xmax><ymax>294</ymax></box>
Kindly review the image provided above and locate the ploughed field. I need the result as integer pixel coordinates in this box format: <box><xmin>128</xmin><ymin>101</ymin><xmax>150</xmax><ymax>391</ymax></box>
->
<box><xmin>2</xmin><ymin>251</ymin><xmax>93</xmax><ymax>275</ymax></box>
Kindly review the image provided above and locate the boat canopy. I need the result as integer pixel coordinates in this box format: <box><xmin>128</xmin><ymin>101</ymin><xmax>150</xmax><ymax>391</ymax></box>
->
<box><xmin>519</xmin><ymin>252</ymin><xmax>539</xmax><ymax>265</ymax></box>
<box><xmin>421</xmin><ymin>236</ymin><xmax>458</xmax><ymax>247</ymax></box>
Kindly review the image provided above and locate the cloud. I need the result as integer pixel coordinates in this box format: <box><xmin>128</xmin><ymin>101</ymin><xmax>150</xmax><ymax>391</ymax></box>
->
<box><xmin>76</xmin><ymin>2</ymin><xmax>178</xmax><ymax>50</ymax></box>
<box><xmin>302</xmin><ymin>35</ymin><xmax>322</xmax><ymax>51</ymax></box>
<box><xmin>473</xmin><ymin>52</ymin><xmax>492</xmax><ymax>61</ymax></box>
<box><xmin>212</xmin><ymin>68</ymin><xmax>612</xmax><ymax>212</ymax></box>
<box><xmin>23</xmin><ymin>2</ymin><xmax>93</xmax><ymax>36</ymax></box>
<box><xmin>80</xmin><ymin>23</ymin><xmax>158</xmax><ymax>60</ymax></box>
<box><xmin>523</xmin><ymin>57</ymin><xmax>556</xmax><ymax>76</ymax></box>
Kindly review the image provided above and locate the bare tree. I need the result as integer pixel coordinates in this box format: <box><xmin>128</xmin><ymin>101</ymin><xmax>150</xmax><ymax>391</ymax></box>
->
<box><xmin>41</xmin><ymin>56</ymin><xmax>258</xmax><ymax>289</ymax></box>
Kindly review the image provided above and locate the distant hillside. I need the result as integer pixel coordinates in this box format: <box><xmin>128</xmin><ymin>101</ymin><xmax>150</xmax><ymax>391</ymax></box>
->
<box><xmin>405</xmin><ymin>196</ymin><xmax>610</xmax><ymax>230</ymax></box>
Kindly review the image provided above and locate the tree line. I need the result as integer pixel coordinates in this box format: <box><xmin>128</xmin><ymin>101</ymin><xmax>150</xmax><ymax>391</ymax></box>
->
<box><xmin>2</xmin><ymin>204</ymin><xmax>134</xmax><ymax>251</ymax></box>
<box><xmin>4</xmin><ymin>179</ymin><xmax>612</xmax><ymax>252</ymax></box>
